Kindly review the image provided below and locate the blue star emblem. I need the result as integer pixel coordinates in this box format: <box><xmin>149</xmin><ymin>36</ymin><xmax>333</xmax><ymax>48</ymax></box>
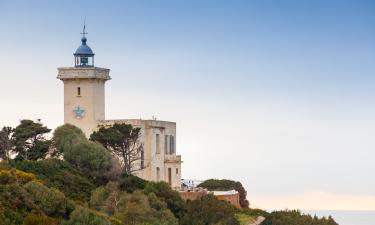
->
<box><xmin>73</xmin><ymin>106</ymin><xmax>85</xmax><ymax>119</ymax></box>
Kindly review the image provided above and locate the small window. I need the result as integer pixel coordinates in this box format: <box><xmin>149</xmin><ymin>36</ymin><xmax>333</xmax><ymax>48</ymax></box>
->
<box><xmin>156</xmin><ymin>134</ymin><xmax>160</xmax><ymax>154</ymax></box>
<box><xmin>170</xmin><ymin>136</ymin><xmax>175</xmax><ymax>154</ymax></box>
<box><xmin>156</xmin><ymin>167</ymin><xmax>160</xmax><ymax>181</ymax></box>
<box><xmin>168</xmin><ymin>168</ymin><xmax>172</xmax><ymax>185</ymax></box>
<box><xmin>176</xmin><ymin>168</ymin><xmax>179</xmax><ymax>174</ymax></box>
<box><xmin>164</xmin><ymin>135</ymin><xmax>169</xmax><ymax>154</ymax></box>
<box><xmin>77</xmin><ymin>87</ymin><xmax>81</xmax><ymax>96</ymax></box>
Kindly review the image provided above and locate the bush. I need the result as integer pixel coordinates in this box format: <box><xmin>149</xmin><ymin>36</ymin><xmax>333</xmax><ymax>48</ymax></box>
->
<box><xmin>0</xmin><ymin>168</ymin><xmax>36</xmax><ymax>185</ymax></box>
<box><xmin>262</xmin><ymin>210</ymin><xmax>338</xmax><ymax>225</ymax></box>
<box><xmin>24</xmin><ymin>181</ymin><xmax>75</xmax><ymax>218</ymax></box>
<box><xmin>61</xmin><ymin>206</ymin><xmax>112</xmax><ymax>225</ymax></box>
<box><xmin>119</xmin><ymin>173</ymin><xmax>147</xmax><ymax>193</ymax></box>
<box><xmin>22</xmin><ymin>213</ymin><xmax>57</xmax><ymax>225</ymax></box>
<box><xmin>180</xmin><ymin>194</ymin><xmax>239</xmax><ymax>225</ymax></box>
<box><xmin>143</xmin><ymin>182</ymin><xmax>185</xmax><ymax>219</ymax></box>
<box><xmin>15</xmin><ymin>159</ymin><xmax>95</xmax><ymax>201</ymax></box>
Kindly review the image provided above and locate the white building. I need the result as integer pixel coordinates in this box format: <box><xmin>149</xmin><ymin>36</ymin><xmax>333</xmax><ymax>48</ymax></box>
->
<box><xmin>57</xmin><ymin>28</ymin><xmax>182</xmax><ymax>189</ymax></box>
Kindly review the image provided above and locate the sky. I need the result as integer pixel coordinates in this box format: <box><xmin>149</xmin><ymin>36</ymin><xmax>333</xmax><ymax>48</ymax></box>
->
<box><xmin>0</xmin><ymin>0</ymin><xmax>374</xmax><ymax>210</ymax></box>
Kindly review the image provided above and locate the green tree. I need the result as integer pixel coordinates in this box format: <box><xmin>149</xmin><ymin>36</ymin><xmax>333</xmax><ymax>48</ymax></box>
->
<box><xmin>63</xmin><ymin>141</ymin><xmax>112</xmax><ymax>183</ymax></box>
<box><xmin>0</xmin><ymin>126</ymin><xmax>14</xmax><ymax>160</ymax></box>
<box><xmin>53</xmin><ymin>124</ymin><xmax>119</xmax><ymax>184</ymax></box>
<box><xmin>198</xmin><ymin>179</ymin><xmax>250</xmax><ymax>208</ymax></box>
<box><xmin>52</xmin><ymin>124</ymin><xmax>86</xmax><ymax>156</ymax></box>
<box><xmin>180</xmin><ymin>194</ymin><xmax>239</xmax><ymax>225</ymax></box>
<box><xmin>13</xmin><ymin>120</ymin><xmax>51</xmax><ymax>161</ymax></box>
<box><xmin>90</xmin><ymin>124</ymin><xmax>144</xmax><ymax>175</ymax></box>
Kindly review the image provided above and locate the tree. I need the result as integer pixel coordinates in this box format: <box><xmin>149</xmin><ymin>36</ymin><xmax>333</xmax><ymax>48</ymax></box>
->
<box><xmin>198</xmin><ymin>179</ymin><xmax>250</xmax><ymax>208</ymax></box>
<box><xmin>90</xmin><ymin>123</ymin><xmax>144</xmax><ymax>175</ymax></box>
<box><xmin>52</xmin><ymin>124</ymin><xmax>86</xmax><ymax>156</ymax></box>
<box><xmin>13</xmin><ymin>120</ymin><xmax>51</xmax><ymax>161</ymax></box>
<box><xmin>63</xmin><ymin>141</ymin><xmax>112</xmax><ymax>183</ymax></box>
<box><xmin>0</xmin><ymin>126</ymin><xmax>14</xmax><ymax>160</ymax></box>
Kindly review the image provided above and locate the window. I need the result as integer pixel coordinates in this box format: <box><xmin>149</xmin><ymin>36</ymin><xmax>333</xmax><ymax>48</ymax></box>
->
<box><xmin>156</xmin><ymin>134</ymin><xmax>160</xmax><ymax>154</ymax></box>
<box><xmin>141</xmin><ymin>150</ymin><xmax>144</xmax><ymax>169</ymax></box>
<box><xmin>77</xmin><ymin>87</ymin><xmax>81</xmax><ymax>96</ymax></box>
<box><xmin>164</xmin><ymin>135</ymin><xmax>169</xmax><ymax>154</ymax></box>
<box><xmin>156</xmin><ymin>167</ymin><xmax>160</xmax><ymax>181</ymax></box>
<box><xmin>168</xmin><ymin>168</ymin><xmax>172</xmax><ymax>185</ymax></box>
<box><xmin>170</xmin><ymin>135</ymin><xmax>175</xmax><ymax>154</ymax></box>
<box><xmin>176</xmin><ymin>168</ymin><xmax>179</xmax><ymax>174</ymax></box>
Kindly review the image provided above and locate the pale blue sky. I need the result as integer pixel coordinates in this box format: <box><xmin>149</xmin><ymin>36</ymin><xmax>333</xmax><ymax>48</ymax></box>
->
<box><xmin>0</xmin><ymin>0</ymin><xmax>374</xmax><ymax>209</ymax></box>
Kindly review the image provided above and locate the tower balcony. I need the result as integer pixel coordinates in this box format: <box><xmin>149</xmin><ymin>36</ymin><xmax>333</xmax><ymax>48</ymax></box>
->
<box><xmin>165</xmin><ymin>154</ymin><xmax>182</xmax><ymax>163</ymax></box>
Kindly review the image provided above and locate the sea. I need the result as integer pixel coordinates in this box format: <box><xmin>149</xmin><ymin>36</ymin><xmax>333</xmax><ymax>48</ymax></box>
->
<box><xmin>301</xmin><ymin>210</ymin><xmax>375</xmax><ymax>225</ymax></box>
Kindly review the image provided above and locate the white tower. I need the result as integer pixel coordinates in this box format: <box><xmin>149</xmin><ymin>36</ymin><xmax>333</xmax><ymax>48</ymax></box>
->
<box><xmin>57</xmin><ymin>25</ymin><xmax>111</xmax><ymax>136</ymax></box>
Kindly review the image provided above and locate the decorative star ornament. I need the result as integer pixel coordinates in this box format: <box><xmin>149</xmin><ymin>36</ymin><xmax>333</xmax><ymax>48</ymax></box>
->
<box><xmin>73</xmin><ymin>105</ymin><xmax>85</xmax><ymax>119</ymax></box>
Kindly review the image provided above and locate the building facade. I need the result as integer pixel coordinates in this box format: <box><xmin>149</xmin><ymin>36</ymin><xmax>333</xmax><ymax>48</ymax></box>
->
<box><xmin>57</xmin><ymin>28</ymin><xmax>182</xmax><ymax>189</ymax></box>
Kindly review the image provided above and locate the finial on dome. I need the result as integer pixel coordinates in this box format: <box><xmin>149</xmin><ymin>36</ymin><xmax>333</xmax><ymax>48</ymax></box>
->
<box><xmin>80</xmin><ymin>18</ymin><xmax>88</xmax><ymax>43</ymax></box>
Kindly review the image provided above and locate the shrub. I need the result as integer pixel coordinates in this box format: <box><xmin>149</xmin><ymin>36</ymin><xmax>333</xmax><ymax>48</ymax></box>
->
<box><xmin>180</xmin><ymin>194</ymin><xmax>239</xmax><ymax>225</ymax></box>
<box><xmin>22</xmin><ymin>213</ymin><xmax>57</xmax><ymax>225</ymax></box>
<box><xmin>262</xmin><ymin>210</ymin><xmax>338</xmax><ymax>225</ymax></box>
<box><xmin>0</xmin><ymin>167</ymin><xmax>36</xmax><ymax>185</ymax></box>
<box><xmin>24</xmin><ymin>181</ymin><xmax>74</xmax><ymax>218</ymax></box>
<box><xmin>119</xmin><ymin>173</ymin><xmax>147</xmax><ymax>193</ymax></box>
<box><xmin>143</xmin><ymin>182</ymin><xmax>185</xmax><ymax>219</ymax></box>
<box><xmin>15</xmin><ymin>159</ymin><xmax>95</xmax><ymax>201</ymax></box>
<box><xmin>61</xmin><ymin>206</ymin><xmax>112</xmax><ymax>225</ymax></box>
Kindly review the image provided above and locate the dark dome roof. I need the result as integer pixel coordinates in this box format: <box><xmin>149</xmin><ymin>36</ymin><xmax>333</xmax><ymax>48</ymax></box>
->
<box><xmin>74</xmin><ymin>37</ymin><xmax>94</xmax><ymax>56</ymax></box>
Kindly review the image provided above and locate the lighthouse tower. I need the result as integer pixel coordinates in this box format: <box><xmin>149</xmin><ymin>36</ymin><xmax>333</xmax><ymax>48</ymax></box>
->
<box><xmin>57</xmin><ymin>25</ymin><xmax>111</xmax><ymax>136</ymax></box>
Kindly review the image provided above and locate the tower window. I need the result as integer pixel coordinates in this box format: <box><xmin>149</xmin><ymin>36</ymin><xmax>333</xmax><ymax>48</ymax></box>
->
<box><xmin>156</xmin><ymin>134</ymin><xmax>160</xmax><ymax>154</ymax></box>
<box><xmin>164</xmin><ymin>135</ymin><xmax>169</xmax><ymax>154</ymax></box>
<box><xmin>77</xmin><ymin>87</ymin><xmax>81</xmax><ymax>96</ymax></box>
<box><xmin>170</xmin><ymin>135</ymin><xmax>175</xmax><ymax>154</ymax></box>
<box><xmin>168</xmin><ymin>168</ymin><xmax>172</xmax><ymax>185</ymax></box>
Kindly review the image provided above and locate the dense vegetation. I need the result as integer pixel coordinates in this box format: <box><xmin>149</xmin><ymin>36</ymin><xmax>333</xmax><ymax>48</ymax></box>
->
<box><xmin>198</xmin><ymin>179</ymin><xmax>250</xmax><ymax>208</ymax></box>
<box><xmin>262</xmin><ymin>210</ymin><xmax>338</xmax><ymax>225</ymax></box>
<box><xmin>0</xmin><ymin>120</ymin><xmax>339</xmax><ymax>225</ymax></box>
